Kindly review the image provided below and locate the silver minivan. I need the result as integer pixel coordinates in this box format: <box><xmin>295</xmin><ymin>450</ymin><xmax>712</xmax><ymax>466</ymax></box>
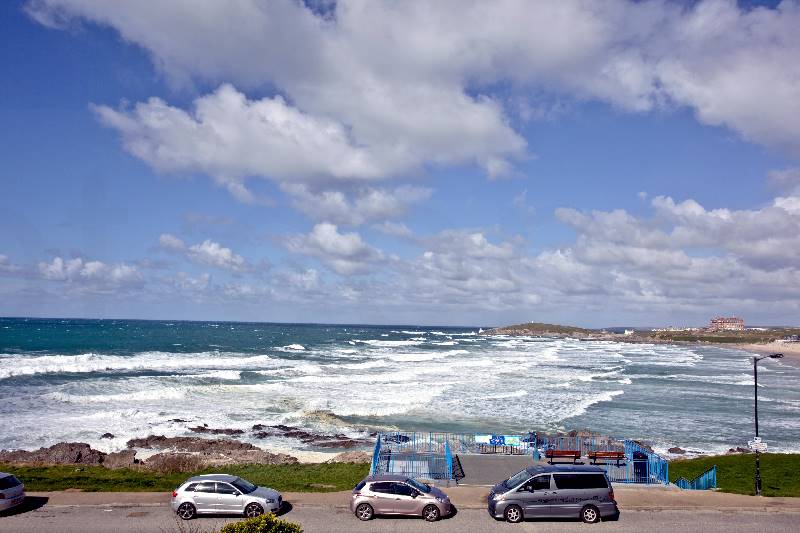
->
<box><xmin>488</xmin><ymin>465</ymin><xmax>619</xmax><ymax>523</ymax></box>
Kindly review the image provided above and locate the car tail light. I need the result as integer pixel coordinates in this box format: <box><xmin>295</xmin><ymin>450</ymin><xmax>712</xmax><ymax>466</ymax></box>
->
<box><xmin>609</xmin><ymin>489</ymin><xmax>615</xmax><ymax>501</ymax></box>
<box><xmin>352</xmin><ymin>492</ymin><xmax>361</xmax><ymax>497</ymax></box>
<box><xmin>171</xmin><ymin>490</ymin><xmax>178</xmax><ymax>498</ymax></box>
<box><xmin>0</xmin><ymin>494</ymin><xmax>5</xmax><ymax>500</ymax></box>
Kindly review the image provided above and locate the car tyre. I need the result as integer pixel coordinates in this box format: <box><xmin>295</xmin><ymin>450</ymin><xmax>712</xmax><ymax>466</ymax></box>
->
<box><xmin>504</xmin><ymin>504</ymin><xmax>523</xmax><ymax>523</ymax></box>
<box><xmin>355</xmin><ymin>503</ymin><xmax>374</xmax><ymax>521</ymax></box>
<box><xmin>177</xmin><ymin>502</ymin><xmax>196</xmax><ymax>520</ymax></box>
<box><xmin>581</xmin><ymin>504</ymin><xmax>600</xmax><ymax>524</ymax></box>
<box><xmin>423</xmin><ymin>504</ymin><xmax>440</xmax><ymax>522</ymax></box>
<box><xmin>245</xmin><ymin>503</ymin><xmax>264</xmax><ymax>518</ymax></box>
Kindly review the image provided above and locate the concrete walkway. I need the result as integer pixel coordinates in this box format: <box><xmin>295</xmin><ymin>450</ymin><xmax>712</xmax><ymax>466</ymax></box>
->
<box><xmin>456</xmin><ymin>454</ymin><xmax>535</xmax><ymax>485</ymax></box>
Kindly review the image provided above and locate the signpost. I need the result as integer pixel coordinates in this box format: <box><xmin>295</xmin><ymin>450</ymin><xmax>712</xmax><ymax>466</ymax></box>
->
<box><xmin>752</xmin><ymin>353</ymin><xmax>783</xmax><ymax>496</ymax></box>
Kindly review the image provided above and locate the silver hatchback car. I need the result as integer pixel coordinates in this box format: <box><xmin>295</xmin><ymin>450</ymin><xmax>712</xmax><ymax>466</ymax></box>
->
<box><xmin>0</xmin><ymin>473</ymin><xmax>25</xmax><ymax>513</ymax></box>
<box><xmin>171</xmin><ymin>474</ymin><xmax>282</xmax><ymax>520</ymax></box>
<box><xmin>351</xmin><ymin>474</ymin><xmax>452</xmax><ymax>522</ymax></box>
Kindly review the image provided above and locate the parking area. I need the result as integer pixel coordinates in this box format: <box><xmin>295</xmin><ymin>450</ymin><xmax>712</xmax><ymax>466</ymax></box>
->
<box><xmin>3</xmin><ymin>501</ymin><xmax>800</xmax><ymax>533</ymax></box>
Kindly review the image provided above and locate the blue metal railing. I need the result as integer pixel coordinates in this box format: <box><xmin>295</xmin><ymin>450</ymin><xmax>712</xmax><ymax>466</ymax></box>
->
<box><xmin>371</xmin><ymin>432</ymin><xmax>456</xmax><ymax>479</ymax></box>
<box><xmin>599</xmin><ymin>439</ymin><xmax>670</xmax><ymax>485</ymax></box>
<box><xmin>445</xmin><ymin>441</ymin><xmax>453</xmax><ymax>479</ymax></box>
<box><xmin>370</xmin><ymin>433</ymin><xmax>382</xmax><ymax>475</ymax></box>
<box><xmin>675</xmin><ymin>466</ymin><xmax>717</xmax><ymax>490</ymax></box>
<box><xmin>371</xmin><ymin>432</ymin><xmax>670</xmax><ymax>485</ymax></box>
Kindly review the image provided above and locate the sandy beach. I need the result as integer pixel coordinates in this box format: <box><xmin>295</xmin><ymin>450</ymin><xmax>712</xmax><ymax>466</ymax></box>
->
<box><xmin>733</xmin><ymin>342</ymin><xmax>800</xmax><ymax>364</ymax></box>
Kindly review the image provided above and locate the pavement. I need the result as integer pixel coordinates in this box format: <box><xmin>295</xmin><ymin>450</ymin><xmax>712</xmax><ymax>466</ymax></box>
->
<box><xmin>2</xmin><ymin>485</ymin><xmax>800</xmax><ymax>532</ymax></box>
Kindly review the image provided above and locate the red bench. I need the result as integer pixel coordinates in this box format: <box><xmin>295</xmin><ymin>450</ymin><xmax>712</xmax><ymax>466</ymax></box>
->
<box><xmin>544</xmin><ymin>449</ymin><xmax>581</xmax><ymax>464</ymax></box>
<box><xmin>588</xmin><ymin>451</ymin><xmax>626</xmax><ymax>466</ymax></box>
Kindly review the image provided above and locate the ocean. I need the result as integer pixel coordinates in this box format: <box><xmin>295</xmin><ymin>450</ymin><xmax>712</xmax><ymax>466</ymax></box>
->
<box><xmin>1</xmin><ymin>317</ymin><xmax>798</xmax><ymax>458</ymax></box>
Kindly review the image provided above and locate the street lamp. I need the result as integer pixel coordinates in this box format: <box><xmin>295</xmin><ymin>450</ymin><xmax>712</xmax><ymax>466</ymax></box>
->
<box><xmin>753</xmin><ymin>353</ymin><xmax>783</xmax><ymax>496</ymax></box>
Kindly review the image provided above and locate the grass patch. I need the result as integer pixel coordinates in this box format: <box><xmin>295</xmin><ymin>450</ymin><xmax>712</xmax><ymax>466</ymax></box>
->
<box><xmin>0</xmin><ymin>462</ymin><xmax>369</xmax><ymax>493</ymax></box>
<box><xmin>669</xmin><ymin>453</ymin><xmax>800</xmax><ymax>497</ymax></box>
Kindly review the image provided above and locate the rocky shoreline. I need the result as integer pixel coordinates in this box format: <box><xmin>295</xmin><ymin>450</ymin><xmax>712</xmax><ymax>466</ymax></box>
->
<box><xmin>0</xmin><ymin>423</ymin><xmax>375</xmax><ymax>471</ymax></box>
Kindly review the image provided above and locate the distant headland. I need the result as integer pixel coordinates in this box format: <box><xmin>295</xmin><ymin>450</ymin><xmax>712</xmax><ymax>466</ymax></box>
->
<box><xmin>481</xmin><ymin>318</ymin><xmax>800</xmax><ymax>362</ymax></box>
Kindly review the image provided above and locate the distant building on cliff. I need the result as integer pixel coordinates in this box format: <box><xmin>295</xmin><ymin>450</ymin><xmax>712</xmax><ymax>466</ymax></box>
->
<box><xmin>707</xmin><ymin>316</ymin><xmax>745</xmax><ymax>331</ymax></box>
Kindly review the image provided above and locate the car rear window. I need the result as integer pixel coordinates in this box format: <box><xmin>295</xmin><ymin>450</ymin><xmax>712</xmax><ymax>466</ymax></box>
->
<box><xmin>0</xmin><ymin>475</ymin><xmax>21</xmax><ymax>490</ymax></box>
<box><xmin>183</xmin><ymin>483</ymin><xmax>198</xmax><ymax>492</ymax></box>
<box><xmin>553</xmin><ymin>473</ymin><xmax>609</xmax><ymax>489</ymax></box>
<box><xmin>194</xmin><ymin>482</ymin><xmax>216</xmax><ymax>493</ymax></box>
<box><xmin>354</xmin><ymin>480</ymin><xmax>366</xmax><ymax>491</ymax></box>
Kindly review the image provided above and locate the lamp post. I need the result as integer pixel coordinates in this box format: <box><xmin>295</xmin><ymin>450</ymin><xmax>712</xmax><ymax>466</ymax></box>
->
<box><xmin>753</xmin><ymin>353</ymin><xmax>783</xmax><ymax>496</ymax></box>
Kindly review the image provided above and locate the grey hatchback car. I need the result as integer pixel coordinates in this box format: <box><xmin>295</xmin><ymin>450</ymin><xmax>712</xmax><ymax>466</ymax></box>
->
<box><xmin>351</xmin><ymin>474</ymin><xmax>452</xmax><ymax>522</ymax></box>
<box><xmin>171</xmin><ymin>474</ymin><xmax>281</xmax><ymax>520</ymax></box>
<box><xmin>488</xmin><ymin>465</ymin><xmax>619</xmax><ymax>523</ymax></box>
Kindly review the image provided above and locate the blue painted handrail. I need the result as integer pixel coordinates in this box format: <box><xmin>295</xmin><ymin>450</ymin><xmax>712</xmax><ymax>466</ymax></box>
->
<box><xmin>676</xmin><ymin>465</ymin><xmax>717</xmax><ymax>490</ymax></box>
<box><xmin>370</xmin><ymin>435</ymin><xmax>382</xmax><ymax>475</ymax></box>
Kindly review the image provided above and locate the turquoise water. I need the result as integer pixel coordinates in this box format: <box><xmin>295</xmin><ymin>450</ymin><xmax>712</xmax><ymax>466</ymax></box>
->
<box><xmin>1</xmin><ymin>317</ymin><xmax>798</xmax><ymax>456</ymax></box>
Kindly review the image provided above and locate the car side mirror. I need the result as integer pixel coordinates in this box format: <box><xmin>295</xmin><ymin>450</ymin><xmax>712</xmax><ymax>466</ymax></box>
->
<box><xmin>412</xmin><ymin>491</ymin><xmax>419</xmax><ymax>498</ymax></box>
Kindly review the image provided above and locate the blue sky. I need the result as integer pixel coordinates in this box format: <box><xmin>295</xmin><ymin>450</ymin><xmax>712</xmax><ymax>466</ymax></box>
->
<box><xmin>2</xmin><ymin>0</ymin><xmax>800</xmax><ymax>327</ymax></box>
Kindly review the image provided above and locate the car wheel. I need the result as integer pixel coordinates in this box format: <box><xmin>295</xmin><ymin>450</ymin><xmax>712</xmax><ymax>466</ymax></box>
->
<box><xmin>355</xmin><ymin>503</ymin><xmax>374</xmax><ymax>521</ymax></box>
<box><xmin>245</xmin><ymin>503</ymin><xmax>264</xmax><ymax>518</ymax></box>
<box><xmin>581</xmin><ymin>505</ymin><xmax>600</xmax><ymax>524</ymax></box>
<box><xmin>177</xmin><ymin>502</ymin><xmax>196</xmax><ymax>520</ymax></box>
<box><xmin>504</xmin><ymin>504</ymin><xmax>523</xmax><ymax>523</ymax></box>
<box><xmin>423</xmin><ymin>504</ymin><xmax>440</xmax><ymax>522</ymax></box>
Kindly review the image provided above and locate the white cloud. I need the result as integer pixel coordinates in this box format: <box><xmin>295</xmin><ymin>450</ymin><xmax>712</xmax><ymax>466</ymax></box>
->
<box><xmin>282</xmin><ymin>184</ymin><xmax>431</xmax><ymax>226</ymax></box>
<box><xmin>37</xmin><ymin>257</ymin><xmax>143</xmax><ymax>289</ymax></box>
<box><xmin>169</xmin><ymin>272</ymin><xmax>211</xmax><ymax>294</ymax></box>
<box><xmin>158</xmin><ymin>233</ymin><xmax>186</xmax><ymax>252</ymax></box>
<box><xmin>159</xmin><ymin>234</ymin><xmax>248</xmax><ymax>272</ymax></box>
<box><xmin>372</xmin><ymin>221</ymin><xmax>413</xmax><ymax>238</ymax></box>
<box><xmin>285</xmin><ymin>223</ymin><xmax>384</xmax><ymax>275</ymax></box>
<box><xmin>28</xmin><ymin>0</ymin><xmax>800</xmax><ymax>183</ymax></box>
<box><xmin>0</xmin><ymin>255</ymin><xmax>21</xmax><ymax>274</ymax></box>
<box><xmin>769</xmin><ymin>167</ymin><xmax>800</xmax><ymax>193</ymax></box>
<box><xmin>187</xmin><ymin>240</ymin><xmax>247</xmax><ymax>272</ymax></box>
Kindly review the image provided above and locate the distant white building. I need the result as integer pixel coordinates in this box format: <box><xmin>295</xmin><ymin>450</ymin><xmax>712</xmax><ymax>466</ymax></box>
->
<box><xmin>623</xmin><ymin>329</ymin><xmax>635</xmax><ymax>336</ymax></box>
<box><xmin>707</xmin><ymin>316</ymin><xmax>745</xmax><ymax>331</ymax></box>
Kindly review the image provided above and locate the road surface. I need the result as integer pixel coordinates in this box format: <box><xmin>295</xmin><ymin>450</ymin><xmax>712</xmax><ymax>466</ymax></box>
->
<box><xmin>2</xmin><ymin>498</ymin><xmax>800</xmax><ymax>533</ymax></box>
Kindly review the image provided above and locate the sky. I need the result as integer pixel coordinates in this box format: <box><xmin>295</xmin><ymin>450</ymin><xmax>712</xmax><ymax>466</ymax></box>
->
<box><xmin>1</xmin><ymin>0</ymin><xmax>800</xmax><ymax>327</ymax></box>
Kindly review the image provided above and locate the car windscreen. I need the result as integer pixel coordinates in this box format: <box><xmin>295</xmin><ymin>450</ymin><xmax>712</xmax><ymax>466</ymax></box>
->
<box><xmin>406</xmin><ymin>478</ymin><xmax>431</xmax><ymax>493</ymax></box>
<box><xmin>504</xmin><ymin>469</ymin><xmax>531</xmax><ymax>489</ymax></box>
<box><xmin>231</xmin><ymin>478</ymin><xmax>257</xmax><ymax>494</ymax></box>
<box><xmin>0</xmin><ymin>475</ymin><xmax>21</xmax><ymax>490</ymax></box>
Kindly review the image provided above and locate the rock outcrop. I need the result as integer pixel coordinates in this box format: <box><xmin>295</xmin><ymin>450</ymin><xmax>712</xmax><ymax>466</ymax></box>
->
<box><xmin>0</xmin><ymin>442</ymin><xmax>106</xmax><ymax>465</ymax></box>
<box><xmin>188</xmin><ymin>426</ymin><xmax>245</xmax><ymax>436</ymax></box>
<box><xmin>251</xmin><ymin>424</ymin><xmax>370</xmax><ymax>449</ymax></box>
<box><xmin>126</xmin><ymin>435</ymin><xmax>259</xmax><ymax>452</ymax></box>
<box><xmin>103</xmin><ymin>450</ymin><xmax>137</xmax><ymax>469</ymax></box>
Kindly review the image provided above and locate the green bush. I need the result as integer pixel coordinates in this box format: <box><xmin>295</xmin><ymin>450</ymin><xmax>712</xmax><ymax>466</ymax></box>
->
<box><xmin>216</xmin><ymin>514</ymin><xmax>302</xmax><ymax>533</ymax></box>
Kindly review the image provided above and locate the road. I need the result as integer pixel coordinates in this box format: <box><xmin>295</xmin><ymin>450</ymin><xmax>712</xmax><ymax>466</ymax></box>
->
<box><xmin>2</xmin><ymin>499</ymin><xmax>800</xmax><ymax>533</ymax></box>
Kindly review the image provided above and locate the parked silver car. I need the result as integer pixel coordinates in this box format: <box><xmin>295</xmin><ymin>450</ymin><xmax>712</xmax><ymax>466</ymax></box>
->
<box><xmin>488</xmin><ymin>465</ymin><xmax>619</xmax><ymax>523</ymax></box>
<box><xmin>171</xmin><ymin>474</ymin><xmax>281</xmax><ymax>520</ymax></box>
<box><xmin>0</xmin><ymin>473</ymin><xmax>25</xmax><ymax>513</ymax></box>
<box><xmin>351</xmin><ymin>474</ymin><xmax>452</xmax><ymax>522</ymax></box>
